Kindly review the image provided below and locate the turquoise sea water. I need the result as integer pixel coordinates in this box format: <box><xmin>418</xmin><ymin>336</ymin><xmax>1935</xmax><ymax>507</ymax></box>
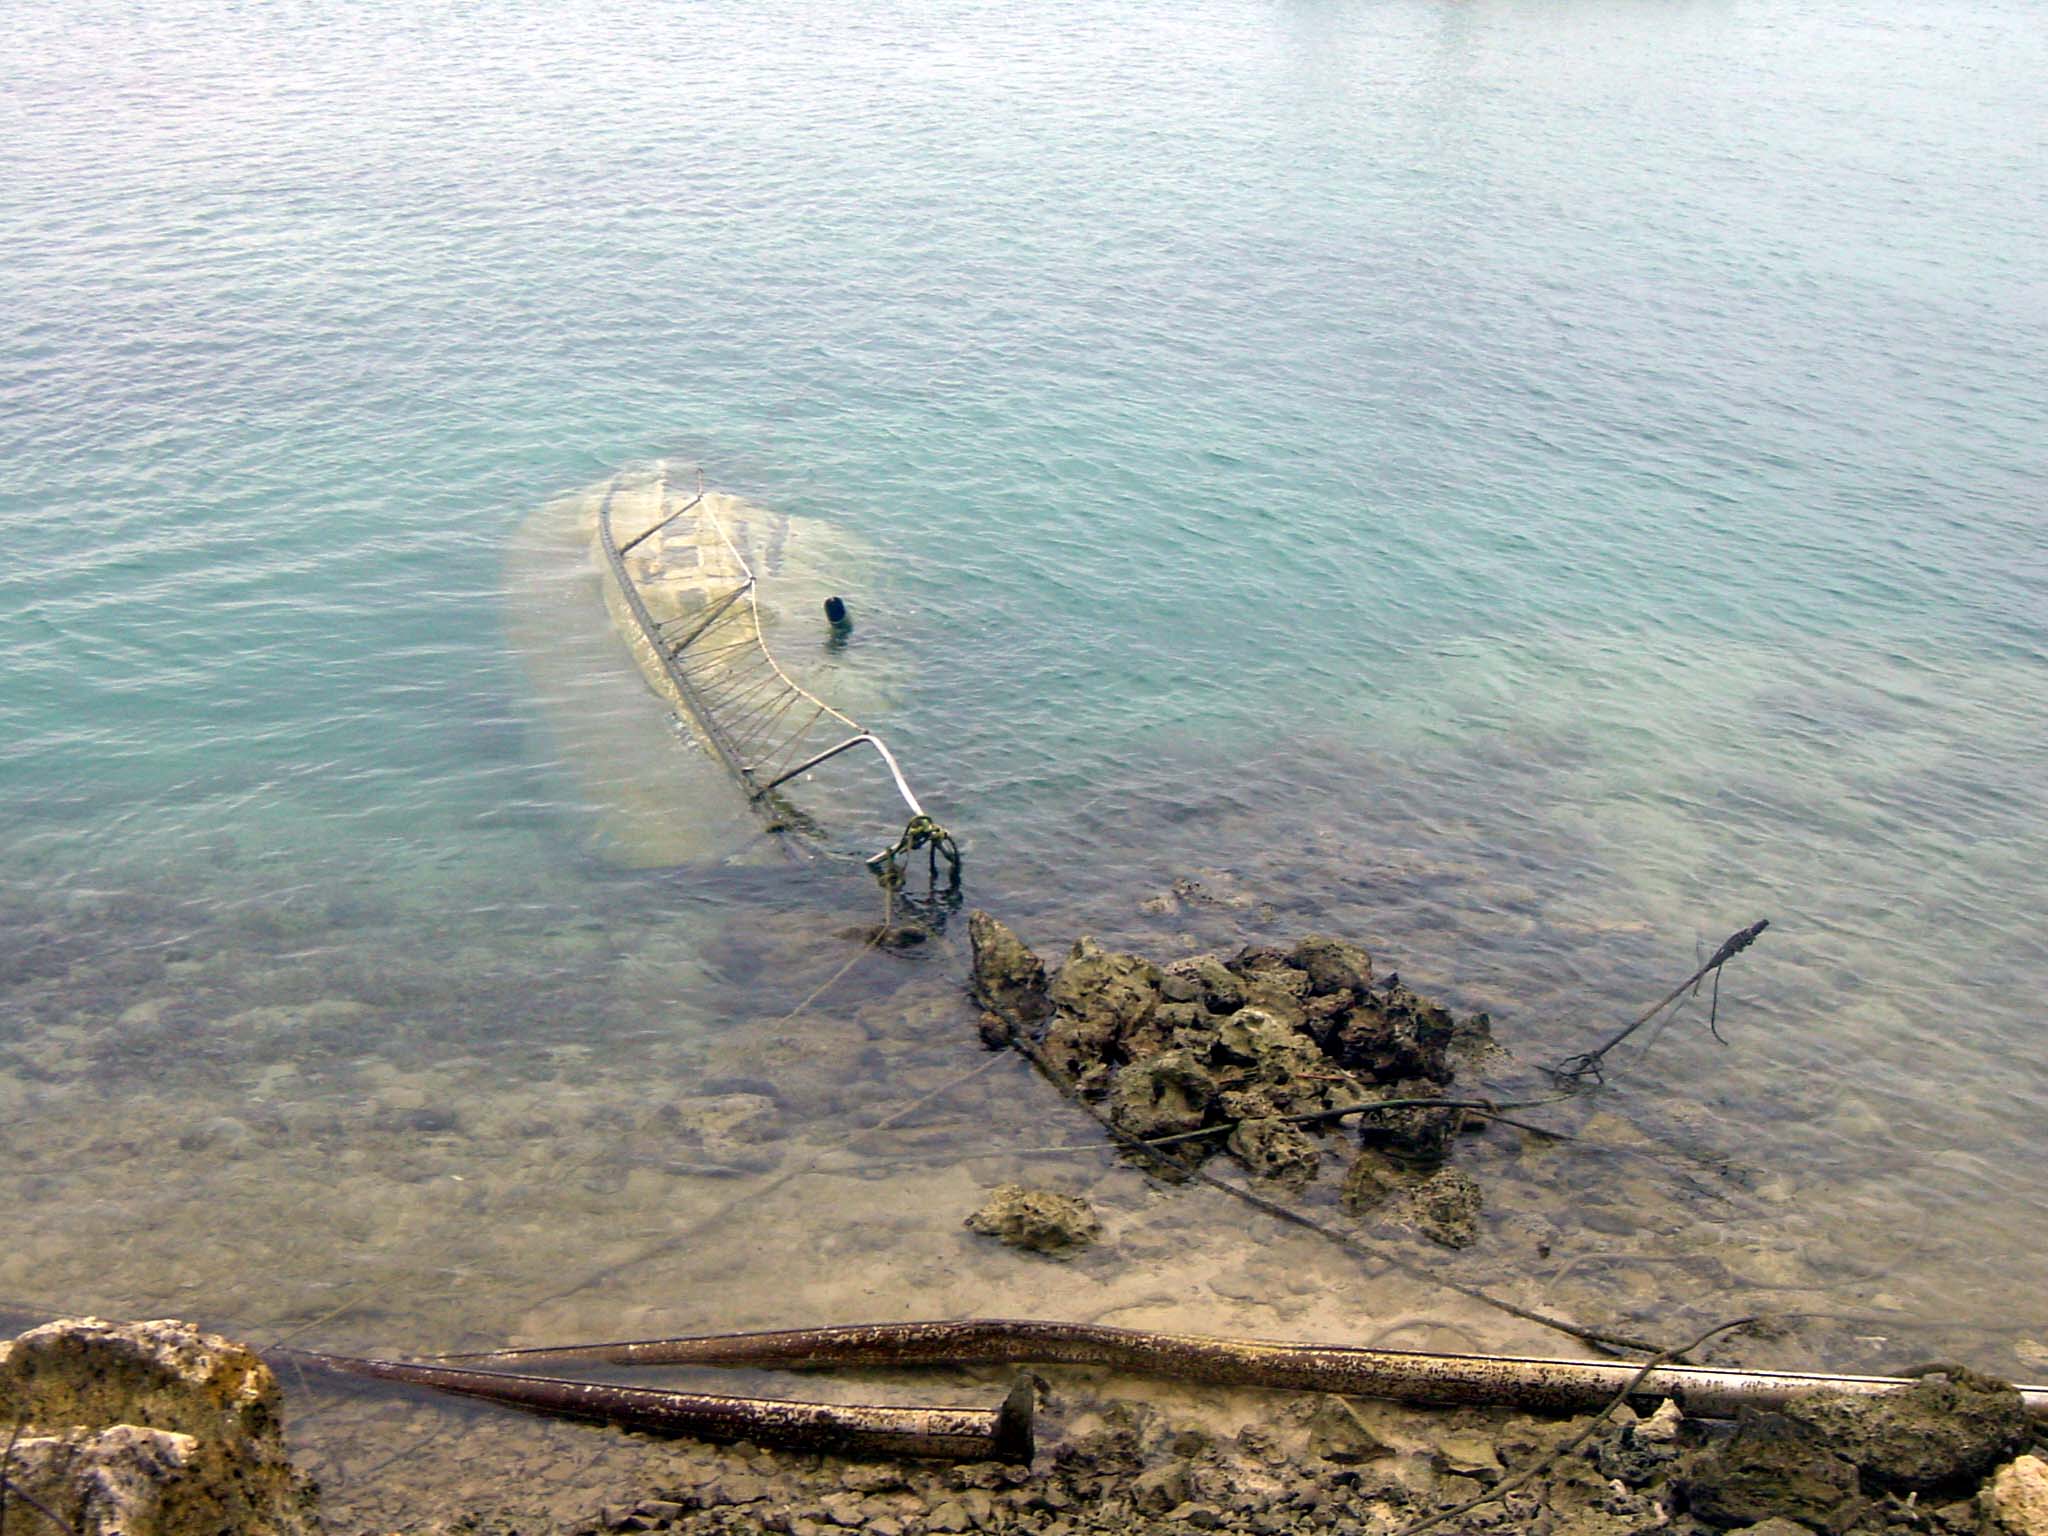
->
<box><xmin>4</xmin><ymin>0</ymin><xmax>2047</xmax><ymax>1413</ymax></box>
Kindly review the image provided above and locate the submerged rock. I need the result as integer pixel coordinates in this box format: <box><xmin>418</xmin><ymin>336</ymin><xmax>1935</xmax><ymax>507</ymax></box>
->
<box><xmin>0</xmin><ymin>1316</ymin><xmax>317</xmax><ymax>1536</ymax></box>
<box><xmin>1226</xmin><ymin>1115</ymin><xmax>1321</xmax><ymax>1189</ymax></box>
<box><xmin>1330</xmin><ymin>985</ymin><xmax>1456</xmax><ymax>1085</ymax></box>
<box><xmin>1108</xmin><ymin>1050</ymin><xmax>1216</xmax><ymax>1140</ymax></box>
<box><xmin>964</xmin><ymin>1184</ymin><xmax>1102</xmax><ymax>1257</ymax></box>
<box><xmin>1340</xmin><ymin>1148</ymin><xmax>1406</xmax><ymax>1215</ymax></box>
<box><xmin>1356</xmin><ymin>1078</ymin><xmax>1462</xmax><ymax>1168</ymax></box>
<box><xmin>1405</xmin><ymin>1166</ymin><xmax>1484</xmax><ymax>1249</ymax></box>
<box><xmin>977</xmin><ymin>918</ymin><xmax>1495</xmax><ymax>1234</ymax></box>
<box><xmin>1340</xmin><ymin>1152</ymin><xmax>1482</xmax><ymax>1247</ymax></box>
<box><xmin>968</xmin><ymin>911</ymin><xmax>1049</xmax><ymax>1027</ymax></box>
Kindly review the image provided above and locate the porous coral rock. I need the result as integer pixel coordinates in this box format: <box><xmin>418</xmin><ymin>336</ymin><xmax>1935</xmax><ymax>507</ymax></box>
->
<box><xmin>1225</xmin><ymin>1116</ymin><xmax>1321</xmax><ymax>1189</ymax></box>
<box><xmin>1039</xmin><ymin>1009</ymin><xmax>1120</xmax><ymax>1094</ymax></box>
<box><xmin>1331</xmin><ymin>985</ymin><xmax>1456</xmax><ymax>1085</ymax></box>
<box><xmin>964</xmin><ymin>1184</ymin><xmax>1102</xmax><ymax>1257</ymax></box>
<box><xmin>1230</xmin><ymin>977</ymin><xmax>1311</xmax><ymax>1034</ymax></box>
<box><xmin>1290</xmin><ymin>935</ymin><xmax>1374</xmax><ymax>998</ymax></box>
<box><xmin>1122</xmin><ymin>1001</ymin><xmax>1204</xmax><ymax>1062</ymax></box>
<box><xmin>968</xmin><ymin>911</ymin><xmax>1049</xmax><ymax>1026</ymax></box>
<box><xmin>1356</xmin><ymin>1078</ymin><xmax>1462</xmax><ymax>1168</ymax></box>
<box><xmin>0</xmin><ymin>1316</ymin><xmax>317</xmax><ymax>1536</ymax></box>
<box><xmin>1168</xmin><ymin>956</ymin><xmax>1243</xmax><ymax>1016</ymax></box>
<box><xmin>1681</xmin><ymin>1411</ymin><xmax>1863</xmax><ymax>1531</ymax></box>
<box><xmin>1107</xmin><ymin>1049</ymin><xmax>1216</xmax><ymax>1140</ymax></box>
<box><xmin>1047</xmin><ymin>937</ymin><xmax>1162</xmax><ymax>1037</ymax></box>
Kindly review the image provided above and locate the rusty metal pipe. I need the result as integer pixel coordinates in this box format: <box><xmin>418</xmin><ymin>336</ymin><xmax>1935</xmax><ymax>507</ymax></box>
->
<box><xmin>440</xmin><ymin>1319</ymin><xmax>2048</xmax><ymax>1423</ymax></box>
<box><xmin>280</xmin><ymin>1346</ymin><xmax>1034</xmax><ymax>1463</ymax></box>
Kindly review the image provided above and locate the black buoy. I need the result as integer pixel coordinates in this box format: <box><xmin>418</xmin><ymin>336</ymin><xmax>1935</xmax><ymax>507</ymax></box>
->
<box><xmin>823</xmin><ymin>594</ymin><xmax>852</xmax><ymax>652</ymax></box>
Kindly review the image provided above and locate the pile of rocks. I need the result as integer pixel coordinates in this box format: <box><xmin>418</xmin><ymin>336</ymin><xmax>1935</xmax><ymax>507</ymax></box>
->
<box><xmin>968</xmin><ymin>914</ymin><xmax>1495</xmax><ymax>1247</ymax></box>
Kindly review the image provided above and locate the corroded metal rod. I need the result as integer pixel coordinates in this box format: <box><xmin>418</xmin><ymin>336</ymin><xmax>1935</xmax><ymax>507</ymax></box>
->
<box><xmin>617</xmin><ymin>473</ymin><xmax>706</xmax><ymax>555</ymax></box>
<box><xmin>281</xmin><ymin>1347</ymin><xmax>1034</xmax><ymax>1463</ymax></box>
<box><xmin>438</xmin><ymin>1318</ymin><xmax>2048</xmax><ymax>1423</ymax></box>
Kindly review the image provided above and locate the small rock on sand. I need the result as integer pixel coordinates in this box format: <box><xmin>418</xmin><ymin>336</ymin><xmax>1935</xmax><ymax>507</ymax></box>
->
<box><xmin>965</xmin><ymin>1183</ymin><xmax>1102</xmax><ymax>1257</ymax></box>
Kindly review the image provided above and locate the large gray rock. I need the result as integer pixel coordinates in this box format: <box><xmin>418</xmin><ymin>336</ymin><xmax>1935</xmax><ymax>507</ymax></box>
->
<box><xmin>1779</xmin><ymin>1366</ymin><xmax>2029</xmax><ymax>1494</ymax></box>
<box><xmin>0</xmin><ymin>1316</ymin><xmax>317</xmax><ymax>1536</ymax></box>
<box><xmin>967</xmin><ymin>911</ymin><xmax>1048</xmax><ymax>1027</ymax></box>
<box><xmin>1682</xmin><ymin>1411</ymin><xmax>1863</xmax><ymax>1531</ymax></box>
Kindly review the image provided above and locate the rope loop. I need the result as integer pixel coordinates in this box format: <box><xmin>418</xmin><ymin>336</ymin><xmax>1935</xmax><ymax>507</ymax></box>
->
<box><xmin>872</xmin><ymin>813</ymin><xmax>961</xmax><ymax>898</ymax></box>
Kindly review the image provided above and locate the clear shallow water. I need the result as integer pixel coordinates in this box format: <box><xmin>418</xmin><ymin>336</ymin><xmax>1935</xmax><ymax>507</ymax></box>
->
<box><xmin>4</xmin><ymin>0</ymin><xmax>2047</xmax><ymax>1446</ymax></box>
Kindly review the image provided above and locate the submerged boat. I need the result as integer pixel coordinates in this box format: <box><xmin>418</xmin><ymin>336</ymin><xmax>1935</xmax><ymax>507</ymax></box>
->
<box><xmin>507</xmin><ymin>463</ymin><xmax>948</xmax><ymax>878</ymax></box>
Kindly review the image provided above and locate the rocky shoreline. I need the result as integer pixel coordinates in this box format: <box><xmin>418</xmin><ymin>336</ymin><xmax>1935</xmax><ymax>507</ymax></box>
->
<box><xmin>7</xmin><ymin>1317</ymin><xmax>2047</xmax><ymax>1536</ymax></box>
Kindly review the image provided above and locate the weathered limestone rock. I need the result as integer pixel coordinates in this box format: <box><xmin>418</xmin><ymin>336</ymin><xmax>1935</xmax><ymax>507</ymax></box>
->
<box><xmin>0</xmin><ymin>1316</ymin><xmax>317</xmax><ymax>1536</ymax></box>
<box><xmin>1982</xmin><ymin>1455</ymin><xmax>2048</xmax><ymax>1536</ymax></box>
<box><xmin>1344</xmin><ymin>1153</ymin><xmax>1482</xmax><ymax>1248</ymax></box>
<box><xmin>968</xmin><ymin>911</ymin><xmax>1048</xmax><ymax>1026</ymax></box>
<box><xmin>1225</xmin><ymin>1115</ymin><xmax>1320</xmax><ymax>1189</ymax></box>
<box><xmin>1047</xmin><ymin>937</ymin><xmax>1162</xmax><ymax>1038</ymax></box>
<box><xmin>1331</xmin><ymin>986</ymin><xmax>1456</xmax><ymax>1085</ymax></box>
<box><xmin>1122</xmin><ymin>1001</ymin><xmax>1203</xmax><ymax>1061</ymax></box>
<box><xmin>1167</xmin><ymin>956</ymin><xmax>1243</xmax><ymax>1016</ymax></box>
<box><xmin>1212</xmin><ymin>1007</ymin><xmax>1325</xmax><ymax>1102</ymax></box>
<box><xmin>973</xmin><ymin>917</ymin><xmax>1495</xmax><ymax>1234</ymax></box>
<box><xmin>964</xmin><ymin>1184</ymin><xmax>1101</xmax><ymax>1257</ymax></box>
<box><xmin>1107</xmin><ymin>1050</ymin><xmax>1216</xmax><ymax>1140</ymax></box>
<box><xmin>1038</xmin><ymin>1009</ymin><xmax>1120</xmax><ymax>1093</ymax></box>
<box><xmin>1780</xmin><ymin>1366</ymin><xmax>2029</xmax><ymax>1494</ymax></box>
<box><xmin>1356</xmin><ymin>1078</ymin><xmax>1462</xmax><ymax>1168</ymax></box>
<box><xmin>1289</xmin><ymin>935</ymin><xmax>1374</xmax><ymax>998</ymax></box>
